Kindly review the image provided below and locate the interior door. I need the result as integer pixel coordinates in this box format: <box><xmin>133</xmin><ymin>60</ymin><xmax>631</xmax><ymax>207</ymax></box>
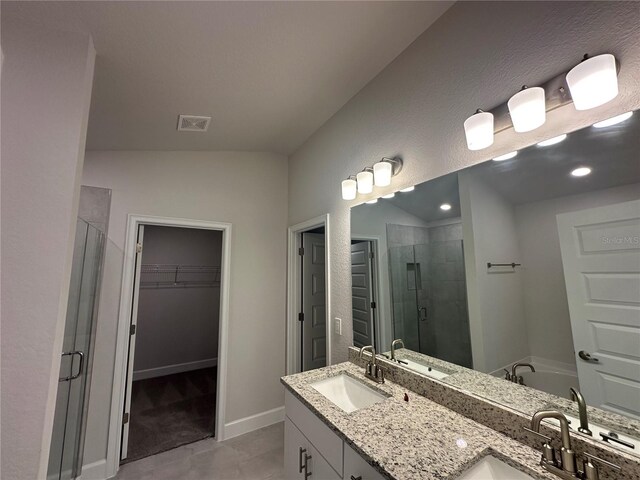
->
<box><xmin>351</xmin><ymin>241</ymin><xmax>375</xmax><ymax>349</ymax></box>
<box><xmin>301</xmin><ymin>232</ymin><xmax>326</xmax><ymax>371</ymax></box>
<box><xmin>557</xmin><ymin>199</ymin><xmax>640</xmax><ymax>419</ymax></box>
<box><xmin>120</xmin><ymin>224</ymin><xmax>144</xmax><ymax>460</ymax></box>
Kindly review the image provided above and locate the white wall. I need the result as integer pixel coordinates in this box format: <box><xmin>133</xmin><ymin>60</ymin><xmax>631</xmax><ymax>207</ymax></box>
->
<box><xmin>351</xmin><ymin>201</ymin><xmax>428</xmax><ymax>351</ymax></box>
<box><xmin>134</xmin><ymin>226</ymin><xmax>222</xmax><ymax>377</ymax></box>
<box><xmin>0</xmin><ymin>20</ymin><xmax>95</xmax><ymax>479</ymax></box>
<box><xmin>459</xmin><ymin>171</ymin><xmax>529</xmax><ymax>373</ymax></box>
<box><xmin>81</xmin><ymin>151</ymin><xmax>288</xmax><ymax>468</ymax></box>
<box><xmin>287</xmin><ymin>1</ymin><xmax>640</xmax><ymax>364</ymax></box>
<box><xmin>516</xmin><ymin>182</ymin><xmax>640</xmax><ymax>367</ymax></box>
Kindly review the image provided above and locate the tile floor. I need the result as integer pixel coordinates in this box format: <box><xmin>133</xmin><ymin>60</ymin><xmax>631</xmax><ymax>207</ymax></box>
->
<box><xmin>115</xmin><ymin>422</ymin><xmax>284</xmax><ymax>480</ymax></box>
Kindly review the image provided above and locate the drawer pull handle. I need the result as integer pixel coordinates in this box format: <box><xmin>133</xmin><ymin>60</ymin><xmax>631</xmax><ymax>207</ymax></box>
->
<box><xmin>299</xmin><ymin>447</ymin><xmax>312</xmax><ymax>478</ymax></box>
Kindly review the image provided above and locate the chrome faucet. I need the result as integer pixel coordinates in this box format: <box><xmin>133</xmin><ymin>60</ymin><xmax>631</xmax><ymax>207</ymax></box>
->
<box><xmin>569</xmin><ymin>388</ymin><xmax>592</xmax><ymax>436</ymax></box>
<box><xmin>511</xmin><ymin>362</ymin><xmax>535</xmax><ymax>384</ymax></box>
<box><xmin>359</xmin><ymin>345</ymin><xmax>384</xmax><ymax>384</ymax></box>
<box><xmin>390</xmin><ymin>339</ymin><xmax>405</xmax><ymax>361</ymax></box>
<box><xmin>526</xmin><ymin>409</ymin><xmax>620</xmax><ymax>480</ymax></box>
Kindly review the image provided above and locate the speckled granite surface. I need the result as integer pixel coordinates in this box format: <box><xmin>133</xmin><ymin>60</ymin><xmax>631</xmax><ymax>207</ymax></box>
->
<box><xmin>387</xmin><ymin>348</ymin><xmax>640</xmax><ymax>441</ymax></box>
<box><xmin>281</xmin><ymin>361</ymin><xmax>558</xmax><ymax>480</ymax></box>
<box><xmin>349</xmin><ymin>347</ymin><xmax>640</xmax><ymax>480</ymax></box>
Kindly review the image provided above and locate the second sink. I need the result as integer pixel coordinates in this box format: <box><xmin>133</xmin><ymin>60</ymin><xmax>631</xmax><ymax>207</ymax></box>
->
<box><xmin>311</xmin><ymin>373</ymin><xmax>387</xmax><ymax>413</ymax></box>
<box><xmin>456</xmin><ymin>455</ymin><xmax>535</xmax><ymax>480</ymax></box>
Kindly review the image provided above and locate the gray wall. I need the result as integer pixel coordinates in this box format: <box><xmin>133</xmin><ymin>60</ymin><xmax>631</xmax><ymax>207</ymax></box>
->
<box><xmin>134</xmin><ymin>226</ymin><xmax>222</xmax><ymax>375</ymax></box>
<box><xmin>288</xmin><ymin>1</ymin><xmax>640</xmax><ymax>365</ymax></box>
<box><xmin>81</xmin><ymin>150</ymin><xmax>288</xmax><ymax>468</ymax></box>
<box><xmin>0</xmin><ymin>19</ymin><xmax>95</xmax><ymax>479</ymax></box>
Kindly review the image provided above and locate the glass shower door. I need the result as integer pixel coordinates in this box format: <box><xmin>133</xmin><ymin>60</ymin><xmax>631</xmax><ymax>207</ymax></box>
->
<box><xmin>48</xmin><ymin>219</ymin><xmax>105</xmax><ymax>480</ymax></box>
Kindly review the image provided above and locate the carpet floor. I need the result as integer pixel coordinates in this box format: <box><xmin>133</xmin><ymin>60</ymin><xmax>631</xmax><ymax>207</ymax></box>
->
<box><xmin>123</xmin><ymin>367</ymin><xmax>217</xmax><ymax>463</ymax></box>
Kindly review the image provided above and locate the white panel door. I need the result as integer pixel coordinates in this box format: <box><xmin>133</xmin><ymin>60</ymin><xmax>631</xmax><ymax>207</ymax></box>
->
<box><xmin>120</xmin><ymin>224</ymin><xmax>144</xmax><ymax>460</ymax></box>
<box><xmin>351</xmin><ymin>241</ymin><xmax>375</xmax><ymax>349</ymax></box>
<box><xmin>302</xmin><ymin>233</ymin><xmax>326</xmax><ymax>371</ymax></box>
<box><xmin>557</xmin><ymin>199</ymin><xmax>640</xmax><ymax>419</ymax></box>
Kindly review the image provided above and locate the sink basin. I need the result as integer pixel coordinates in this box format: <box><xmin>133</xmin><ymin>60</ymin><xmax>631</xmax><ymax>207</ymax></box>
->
<box><xmin>457</xmin><ymin>456</ymin><xmax>535</xmax><ymax>480</ymax></box>
<box><xmin>398</xmin><ymin>358</ymin><xmax>450</xmax><ymax>380</ymax></box>
<box><xmin>311</xmin><ymin>374</ymin><xmax>387</xmax><ymax>413</ymax></box>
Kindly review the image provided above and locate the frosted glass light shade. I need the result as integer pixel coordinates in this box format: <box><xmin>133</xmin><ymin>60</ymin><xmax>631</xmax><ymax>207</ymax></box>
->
<box><xmin>341</xmin><ymin>178</ymin><xmax>357</xmax><ymax>200</ymax></box>
<box><xmin>566</xmin><ymin>54</ymin><xmax>618</xmax><ymax>110</ymax></box>
<box><xmin>373</xmin><ymin>161</ymin><xmax>393</xmax><ymax>186</ymax></box>
<box><xmin>464</xmin><ymin>111</ymin><xmax>494</xmax><ymax>150</ymax></box>
<box><xmin>356</xmin><ymin>170</ymin><xmax>374</xmax><ymax>194</ymax></box>
<box><xmin>508</xmin><ymin>87</ymin><xmax>546</xmax><ymax>132</ymax></box>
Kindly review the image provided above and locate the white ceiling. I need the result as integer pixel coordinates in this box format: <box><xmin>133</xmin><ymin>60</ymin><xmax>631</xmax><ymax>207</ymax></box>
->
<box><xmin>3</xmin><ymin>1</ymin><xmax>453</xmax><ymax>154</ymax></box>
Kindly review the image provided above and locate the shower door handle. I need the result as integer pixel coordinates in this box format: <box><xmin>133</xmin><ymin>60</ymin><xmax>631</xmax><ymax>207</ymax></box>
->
<box><xmin>59</xmin><ymin>351</ymin><xmax>85</xmax><ymax>382</ymax></box>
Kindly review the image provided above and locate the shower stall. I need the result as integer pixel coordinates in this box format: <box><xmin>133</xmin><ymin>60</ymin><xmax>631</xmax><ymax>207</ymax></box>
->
<box><xmin>388</xmin><ymin>238</ymin><xmax>473</xmax><ymax>368</ymax></box>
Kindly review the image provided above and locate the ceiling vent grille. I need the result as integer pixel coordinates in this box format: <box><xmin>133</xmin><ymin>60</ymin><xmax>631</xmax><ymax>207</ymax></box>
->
<box><xmin>177</xmin><ymin>115</ymin><xmax>211</xmax><ymax>132</ymax></box>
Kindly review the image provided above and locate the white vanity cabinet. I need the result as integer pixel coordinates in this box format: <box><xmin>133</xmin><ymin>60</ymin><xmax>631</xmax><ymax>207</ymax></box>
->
<box><xmin>284</xmin><ymin>390</ymin><xmax>386</xmax><ymax>480</ymax></box>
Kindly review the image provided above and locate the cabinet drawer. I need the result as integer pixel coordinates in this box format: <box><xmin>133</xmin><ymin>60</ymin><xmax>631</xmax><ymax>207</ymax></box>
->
<box><xmin>285</xmin><ymin>390</ymin><xmax>343</xmax><ymax>476</ymax></box>
<box><xmin>285</xmin><ymin>418</ymin><xmax>341</xmax><ymax>480</ymax></box>
<box><xmin>344</xmin><ymin>442</ymin><xmax>386</xmax><ymax>480</ymax></box>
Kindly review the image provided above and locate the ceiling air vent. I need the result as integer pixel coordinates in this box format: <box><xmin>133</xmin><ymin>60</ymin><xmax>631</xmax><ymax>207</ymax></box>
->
<box><xmin>177</xmin><ymin>115</ymin><xmax>211</xmax><ymax>132</ymax></box>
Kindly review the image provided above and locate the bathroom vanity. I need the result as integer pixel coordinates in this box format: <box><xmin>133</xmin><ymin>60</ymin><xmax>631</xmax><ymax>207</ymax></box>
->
<box><xmin>282</xmin><ymin>362</ymin><xmax>561</xmax><ymax>480</ymax></box>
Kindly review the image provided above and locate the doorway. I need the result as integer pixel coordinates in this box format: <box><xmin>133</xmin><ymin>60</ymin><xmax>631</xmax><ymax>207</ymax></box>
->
<box><xmin>107</xmin><ymin>216</ymin><xmax>231</xmax><ymax>476</ymax></box>
<box><xmin>350</xmin><ymin>239</ymin><xmax>379</xmax><ymax>351</ymax></box>
<box><xmin>287</xmin><ymin>216</ymin><xmax>331</xmax><ymax>374</ymax></box>
<box><xmin>121</xmin><ymin>225</ymin><xmax>223</xmax><ymax>462</ymax></box>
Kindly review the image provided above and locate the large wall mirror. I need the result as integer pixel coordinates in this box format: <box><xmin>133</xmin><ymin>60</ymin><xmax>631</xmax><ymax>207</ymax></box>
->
<box><xmin>350</xmin><ymin>110</ymin><xmax>640</xmax><ymax>457</ymax></box>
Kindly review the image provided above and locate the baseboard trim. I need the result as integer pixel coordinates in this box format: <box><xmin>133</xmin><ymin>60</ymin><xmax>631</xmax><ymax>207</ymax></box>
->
<box><xmin>133</xmin><ymin>357</ymin><xmax>218</xmax><ymax>381</ymax></box>
<box><xmin>224</xmin><ymin>406</ymin><xmax>284</xmax><ymax>440</ymax></box>
<box><xmin>78</xmin><ymin>458</ymin><xmax>108</xmax><ymax>480</ymax></box>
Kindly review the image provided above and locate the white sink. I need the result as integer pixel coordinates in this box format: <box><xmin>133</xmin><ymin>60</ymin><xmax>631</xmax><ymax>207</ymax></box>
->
<box><xmin>311</xmin><ymin>374</ymin><xmax>387</xmax><ymax>413</ymax></box>
<box><xmin>457</xmin><ymin>456</ymin><xmax>535</xmax><ymax>480</ymax></box>
<box><xmin>398</xmin><ymin>358</ymin><xmax>450</xmax><ymax>380</ymax></box>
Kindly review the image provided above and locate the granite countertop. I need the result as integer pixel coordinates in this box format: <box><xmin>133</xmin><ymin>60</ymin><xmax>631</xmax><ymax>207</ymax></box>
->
<box><xmin>281</xmin><ymin>361</ymin><xmax>558</xmax><ymax>480</ymax></box>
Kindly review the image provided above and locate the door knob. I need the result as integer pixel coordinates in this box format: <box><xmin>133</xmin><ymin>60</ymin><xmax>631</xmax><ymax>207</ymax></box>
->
<box><xmin>578</xmin><ymin>350</ymin><xmax>599</xmax><ymax>363</ymax></box>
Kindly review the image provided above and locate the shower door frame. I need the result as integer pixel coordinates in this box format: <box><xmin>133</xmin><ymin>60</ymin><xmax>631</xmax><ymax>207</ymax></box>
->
<box><xmin>106</xmin><ymin>214</ymin><xmax>232</xmax><ymax>478</ymax></box>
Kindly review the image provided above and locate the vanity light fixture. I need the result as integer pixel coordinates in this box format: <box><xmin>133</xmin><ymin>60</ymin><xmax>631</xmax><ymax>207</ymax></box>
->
<box><xmin>382</xmin><ymin>193</ymin><xmax>395</xmax><ymax>199</ymax></box>
<box><xmin>537</xmin><ymin>134</ymin><xmax>567</xmax><ymax>147</ymax></box>
<box><xmin>571</xmin><ymin>166</ymin><xmax>592</xmax><ymax>177</ymax></box>
<box><xmin>366</xmin><ymin>199</ymin><xmax>378</xmax><ymax>204</ymax></box>
<box><xmin>356</xmin><ymin>169</ymin><xmax>374</xmax><ymax>194</ymax></box>
<box><xmin>463</xmin><ymin>109</ymin><xmax>494</xmax><ymax>150</ymax></box>
<box><xmin>508</xmin><ymin>86</ymin><xmax>546</xmax><ymax>132</ymax></box>
<box><xmin>373</xmin><ymin>161</ymin><xmax>392</xmax><ymax>186</ymax></box>
<box><xmin>493</xmin><ymin>151</ymin><xmax>518</xmax><ymax>161</ymax></box>
<box><xmin>592</xmin><ymin>111</ymin><xmax>633</xmax><ymax>128</ymax></box>
<box><xmin>400</xmin><ymin>186</ymin><xmax>415</xmax><ymax>193</ymax></box>
<box><xmin>566</xmin><ymin>54</ymin><xmax>619</xmax><ymax>111</ymax></box>
<box><xmin>341</xmin><ymin>177</ymin><xmax>357</xmax><ymax>200</ymax></box>
<box><xmin>440</xmin><ymin>203</ymin><xmax>452</xmax><ymax>211</ymax></box>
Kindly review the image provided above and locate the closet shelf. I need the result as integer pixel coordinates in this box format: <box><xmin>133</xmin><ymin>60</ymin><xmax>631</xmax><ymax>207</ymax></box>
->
<box><xmin>140</xmin><ymin>264</ymin><xmax>221</xmax><ymax>289</ymax></box>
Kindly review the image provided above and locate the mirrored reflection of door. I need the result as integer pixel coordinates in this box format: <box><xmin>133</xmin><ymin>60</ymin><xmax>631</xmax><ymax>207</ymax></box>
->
<box><xmin>351</xmin><ymin>241</ymin><xmax>376</xmax><ymax>349</ymax></box>
<box><xmin>302</xmin><ymin>233</ymin><xmax>326</xmax><ymax>371</ymax></box>
<box><xmin>48</xmin><ymin>219</ymin><xmax>105</xmax><ymax>480</ymax></box>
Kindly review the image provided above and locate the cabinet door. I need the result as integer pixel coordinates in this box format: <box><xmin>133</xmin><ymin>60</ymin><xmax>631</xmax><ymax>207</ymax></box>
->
<box><xmin>285</xmin><ymin>418</ymin><xmax>341</xmax><ymax>480</ymax></box>
<box><xmin>344</xmin><ymin>442</ymin><xmax>386</xmax><ymax>480</ymax></box>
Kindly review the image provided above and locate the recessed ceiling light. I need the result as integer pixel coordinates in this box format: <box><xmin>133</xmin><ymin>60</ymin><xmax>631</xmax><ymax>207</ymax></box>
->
<box><xmin>400</xmin><ymin>186</ymin><xmax>415</xmax><ymax>192</ymax></box>
<box><xmin>493</xmin><ymin>151</ymin><xmax>518</xmax><ymax>161</ymax></box>
<box><xmin>571</xmin><ymin>167</ymin><xmax>591</xmax><ymax>177</ymax></box>
<box><xmin>382</xmin><ymin>193</ymin><xmax>395</xmax><ymax>199</ymax></box>
<box><xmin>440</xmin><ymin>203</ymin><xmax>452</xmax><ymax>211</ymax></box>
<box><xmin>537</xmin><ymin>134</ymin><xmax>567</xmax><ymax>147</ymax></box>
<box><xmin>366</xmin><ymin>199</ymin><xmax>378</xmax><ymax>204</ymax></box>
<box><xmin>592</xmin><ymin>111</ymin><xmax>633</xmax><ymax>128</ymax></box>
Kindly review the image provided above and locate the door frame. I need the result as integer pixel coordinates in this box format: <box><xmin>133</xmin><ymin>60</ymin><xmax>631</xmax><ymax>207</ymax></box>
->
<box><xmin>106</xmin><ymin>214</ymin><xmax>232</xmax><ymax>477</ymax></box>
<box><xmin>286</xmin><ymin>215</ymin><xmax>331</xmax><ymax>375</ymax></box>
<box><xmin>350</xmin><ymin>236</ymin><xmax>383</xmax><ymax>352</ymax></box>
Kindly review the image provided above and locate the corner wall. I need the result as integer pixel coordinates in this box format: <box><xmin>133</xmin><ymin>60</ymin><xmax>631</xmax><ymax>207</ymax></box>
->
<box><xmin>287</xmin><ymin>1</ymin><xmax>640</xmax><ymax>364</ymax></box>
<box><xmin>0</xmin><ymin>20</ymin><xmax>96</xmax><ymax>479</ymax></box>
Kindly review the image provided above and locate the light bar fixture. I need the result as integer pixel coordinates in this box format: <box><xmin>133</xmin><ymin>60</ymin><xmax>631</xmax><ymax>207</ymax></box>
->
<box><xmin>463</xmin><ymin>52</ymin><xmax>620</xmax><ymax>151</ymax></box>
<box><xmin>341</xmin><ymin>157</ymin><xmax>403</xmax><ymax>201</ymax></box>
